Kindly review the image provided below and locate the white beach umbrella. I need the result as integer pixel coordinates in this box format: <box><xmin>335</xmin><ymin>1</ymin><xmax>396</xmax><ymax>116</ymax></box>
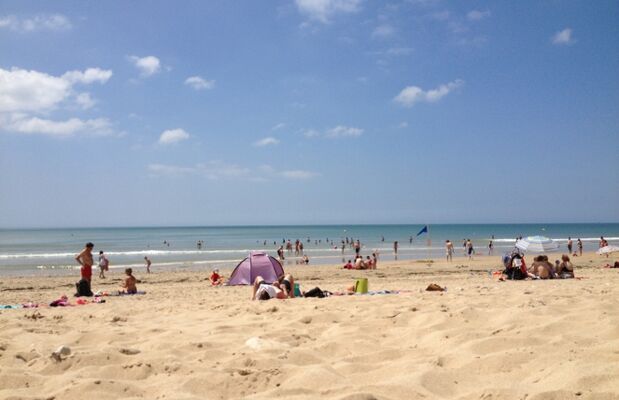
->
<box><xmin>597</xmin><ymin>245</ymin><xmax>619</xmax><ymax>255</ymax></box>
<box><xmin>515</xmin><ymin>236</ymin><xmax>559</xmax><ymax>253</ymax></box>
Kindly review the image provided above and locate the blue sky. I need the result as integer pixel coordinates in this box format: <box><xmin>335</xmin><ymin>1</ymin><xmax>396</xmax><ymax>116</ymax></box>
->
<box><xmin>1</xmin><ymin>0</ymin><xmax>618</xmax><ymax>227</ymax></box>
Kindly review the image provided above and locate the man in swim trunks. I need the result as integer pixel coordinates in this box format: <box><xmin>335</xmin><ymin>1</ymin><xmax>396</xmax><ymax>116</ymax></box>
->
<box><xmin>75</xmin><ymin>242</ymin><xmax>94</xmax><ymax>283</ymax></box>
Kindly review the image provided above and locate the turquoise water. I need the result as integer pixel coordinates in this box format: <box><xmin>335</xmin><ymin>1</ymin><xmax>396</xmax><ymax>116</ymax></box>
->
<box><xmin>1</xmin><ymin>224</ymin><xmax>617</xmax><ymax>275</ymax></box>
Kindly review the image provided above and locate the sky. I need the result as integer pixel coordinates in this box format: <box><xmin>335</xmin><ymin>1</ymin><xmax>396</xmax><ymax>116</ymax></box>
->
<box><xmin>0</xmin><ymin>0</ymin><xmax>618</xmax><ymax>228</ymax></box>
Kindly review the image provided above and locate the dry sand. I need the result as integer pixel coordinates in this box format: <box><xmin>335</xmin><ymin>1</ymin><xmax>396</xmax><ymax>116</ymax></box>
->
<box><xmin>1</xmin><ymin>252</ymin><xmax>618</xmax><ymax>400</ymax></box>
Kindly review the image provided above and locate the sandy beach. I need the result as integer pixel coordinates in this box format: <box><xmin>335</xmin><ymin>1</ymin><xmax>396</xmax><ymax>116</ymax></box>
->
<box><xmin>1</xmin><ymin>251</ymin><xmax>618</xmax><ymax>400</ymax></box>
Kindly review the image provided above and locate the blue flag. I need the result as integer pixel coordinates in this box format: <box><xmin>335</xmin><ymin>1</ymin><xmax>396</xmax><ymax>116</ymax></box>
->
<box><xmin>416</xmin><ymin>225</ymin><xmax>428</xmax><ymax>236</ymax></box>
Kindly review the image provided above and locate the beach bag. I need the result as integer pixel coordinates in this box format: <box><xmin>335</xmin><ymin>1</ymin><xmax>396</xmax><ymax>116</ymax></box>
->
<box><xmin>303</xmin><ymin>287</ymin><xmax>326</xmax><ymax>298</ymax></box>
<box><xmin>75</xmin><ymin>279</ymin><xmax>93</xmax><ymax>297</ymax></box>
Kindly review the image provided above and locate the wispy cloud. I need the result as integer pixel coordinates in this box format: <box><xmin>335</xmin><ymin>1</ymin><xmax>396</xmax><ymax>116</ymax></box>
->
<box><xmin>254</xmin><ymin>137</ymin><xmax>280</xmax><ymax>147</ymax></box>
<box><xmin>148</xmin><ymin>162</ymin><xmax>318</xmax><ymax>181</ymax></box>
<box><xmin>158</xmin><ymin>128</ymin><xmax>190</xmax><ymax>145</ymax></box>
<box><xmin>552</xmin><ymin>28</ymin><xmax>574</xmax><ymax>45</ymax></box>
<box><xmin>303</xmin><ymin>125</ymin><xmax>363</xmax><ymax>139</ymax></box>
<box><xmin>295</xmin><ymin>0</ymin><xmax>362</xmax><ymax>24</ymax></box>
<box><xmin>62</xmin><ymin>68</ymin><xmax>113</xmax><ymax>85</ymax></box>
<box><xmin>2</xmin><ymin>115</ymin><xmax>113</xmax><ymax>138</ymax></box>
<box><xmin>394</xmin><ymin>79</ymin><xmax>463</xmax><ymax>107</ymax></box>
<box><xmin>184</xmin><ymin>76</ymin><xmax>215</xmax><ymax>90</ymax></box>
<box><xmin>372</xmin><ymin>24</ymin><xmax>395</xmax><ymax>38</ymax></box>
<box><xmin>326</xmin><ymin>125</ymin><xmax>363</xmax><ymax>138</ymax></box>
<box><xmin>272</xmin><ymin>122</ymin><xmax>286</xmax><ymax>131</ymax></box>
<box><xmin>0</xmin><ymin>14</ymin><xmax>72</xmax><ymax>32</ymax></box>
<box><xmin>128</xmin><ymin>55</ymin><xmax>161</xmax><ymax>77</ymax></box>
<box><xmin>280</xmin><ymin>170</ymin><xmax>318</xmax><ymax>179</ymax></box>
<box><xmin>466</xmin><ymin>10</ymin><xmax>491</xmax><ymax>21</ymax></box>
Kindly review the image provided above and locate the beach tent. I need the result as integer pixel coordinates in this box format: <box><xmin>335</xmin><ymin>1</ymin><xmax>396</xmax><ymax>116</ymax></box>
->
<box><xmin>515</xmin><ymin>236</ymin><xmax>559</xmax><ymax>253</ymax></box>
<box><xmin>227</xmin><ymin>251</ymin><xmax>284</xmax><ymax>285</ymax></box>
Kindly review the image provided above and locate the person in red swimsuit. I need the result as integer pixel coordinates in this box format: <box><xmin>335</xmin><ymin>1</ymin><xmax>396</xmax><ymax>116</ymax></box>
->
<box><xmin>75</xmin><ymin>242</ymin><xmax>94</xmax><ymax>282</ymax></box>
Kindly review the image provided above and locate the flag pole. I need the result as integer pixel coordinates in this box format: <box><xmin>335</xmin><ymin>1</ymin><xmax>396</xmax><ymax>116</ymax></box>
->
<box><xmin>427</xmin><ymin>224</ymin><xmax>431</xmax><ymax>261</ymax></box>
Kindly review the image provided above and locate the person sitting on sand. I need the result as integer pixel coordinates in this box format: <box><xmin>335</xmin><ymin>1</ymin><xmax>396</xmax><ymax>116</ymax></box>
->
<box><xmin>529</xmin><ymin>255</ymin><xmax>557</xmax><ymax>279</ymax></box>
<box><xmin>366</xmin><ymin>255</ymin><xmax>375</xmax><ymax>269</ymax></box>
<box><xmin>251</xmin><ymin>276</ymin><xmax>286</xmax><ymax>300</ymax></box>
<box><xmin>120</xmin><ymin>268</ymin><xmax>138</xmax><ymax>294</ymax></box>
<box><xmin>354</xmin><ymin>255</ymin><xmax>367</xmax><ymax>270</ymax></box>
<box><xmin>210</xmin><ymin>269</ymin><xmax>223</xmax><ymax>286</ymax></box>
<box><xmin>501</xmin><ymin>252</ymin><xmax>528</xmax><ymax>280</ymax></box>
<box><xmin>343</xmin><ymin>260</ymin><xmax>353</xmax><ymax>269</ymax></box>
<box><xmin>278</xmin><ymin>274</ymin><xmax>296</xmax><ymax>298</ymax></box>
<box><xmin>556</xmin><ymin>254</ymin><xmax>575</xmax><ymax>278</ymax></box>
<box><xmin>302</xmin><ymin>255</ymin><xmax>309</xmax><ymax>264</ymax></box>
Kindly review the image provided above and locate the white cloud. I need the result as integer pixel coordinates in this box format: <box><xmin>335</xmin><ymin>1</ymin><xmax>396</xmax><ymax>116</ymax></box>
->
<box><xmin>0</xmin><ymin>67</ymin><xmax>112</xmax><ymax>113</ymax></box>
<box><xmin>75</xmin><ymin>92</ymin><xmax>96</xmax><ymax>109</ymax></box>
<box><xmin>129</xmin><ymin>55</ymin><xmax>161</xmax><ymax>77</ymax></box>
<box><xmin>0</xmin><ymin>67</ymin><xmax>70</xmax><ymax>113</ymax></box>
<box><xmin>552</xmin><ymin>28</ymin><xmax>573</xmax><ymax>45</ymax></box>
<box><xmin>302</xmin><ymin>126</ymin><xmax>363</xmax><ymax>139</ymax></box>
<box><xmin>394</xmin><ymin>79</ymin><xmax>463</xmax><ymax>107</ymax></box>
<box><xmin>325</xmin><ymin>125</ymin><xmax>363</xmax><ymax>138</ymax></box>
<box><xmin>62</xmin><ymin>68</ymin><xmax>112</xmax><ymax>84</ymax></box>
<box><xmin>295</xmin><ymin>0</ymin><xmax>362</xmax><ymax>23</ymax></box>
<box><xmin>184</xmin><ymin>76</ymin><xmax>215</xmax><ymax>90</ymax></box>
<box><xmin>372</xmin><ymin>24</ymin><xmax>395</xmax><ymax>38</ymax></box>
<box><xmin>158</xmin><ymin>128</ymin><xmax>190</xmax><ymax>145</ymax></box>
<box><xmin>466</xmin><ymin>10</ymin><xmax>491</xmax><ymax>21</ymax></box>
<box><xmin>272</xmin><ymin>122</ymin><xmax>286</xmax><ymax>130</ymax></box>
<box><xmin>254</xmin><ymin>137</ymin><xmax>280</xmax><ymax>147</ymax></box>
<box><xmin>280</xmin><ymin>170</ymin><xmax>318</xmax><ymax>179</ymax></box>
<box><xmin>0</xmin><ymin>66</ymin><xmax>115</xmax><ymax>138</ymax></box>
<box><xmin>0</xmin><ymin>14</ymin><xmax>71</xmax><ymax>32</ymax></box>
<box><xmin>4</xmin><ymin>115</ymin><xmax>112</xmax><ymax>138</ymax></box>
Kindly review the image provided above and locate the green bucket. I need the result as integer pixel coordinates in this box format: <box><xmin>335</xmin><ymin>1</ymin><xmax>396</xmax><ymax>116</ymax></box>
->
<box><xmin>354</xmin><ymin>278</ymin><xmax>368</xmax><ymax>294</ymax></box>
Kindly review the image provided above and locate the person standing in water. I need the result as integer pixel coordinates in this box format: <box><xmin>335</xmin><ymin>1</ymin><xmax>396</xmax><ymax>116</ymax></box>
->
<box><xmin>393</xmin><ymin>241</ymin><xmax>398</xmax><ymax>256</ymax></box>
<box><xmin>488</xmin><ymin>239</ymin><xmax>494</xmax><ymax>255</ymax></box>
<box><xmin>76</xmin><ymin>242</ymin><xmax>94</xmax><ymax>283</ymax></box>
<box><xmin>577</xmin><ymin>238</ymin><xmax>583</xmax><ymax>256</ymax></box>
<box><xmin>144</xmin><ymin>256</ymin><xmax>151</xmax><ymax>273</ymax></box>
<box><xmin>567</xmin><ymin>237</ymin><xmax>573</xmax><ymax>254</ymax></box>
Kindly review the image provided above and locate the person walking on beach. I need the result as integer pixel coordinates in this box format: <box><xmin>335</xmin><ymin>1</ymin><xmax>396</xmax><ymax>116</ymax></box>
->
<box><xmin>462</xmin><ymin>239</ymin><xmax>467</xmax><ymax>256</ymax></box>
<box><xmin>445</xmin><ymin>240</ymin><xmax>454</xmax><ymax>262</ymax></box>
<box><xmin>144</xmin><ymin>256</ymin><xmax>151</xmax><ymax>273</ymax></box>
<box><xmin>577</xmin><ymin>238</ymin><xmax>583</xmax><ymax>256</ymax></box>
<box><xmin>98</xmin><ymin>250</ymin><xmax>109</xmax><ymax>279</ymax></box>
<box><xmin>393</xmin><ymin>241</ymin><xmax>398</xmax><ymax>256</ymax></box>
<box><xmin>466</xmin><ymin>239</ymin><xmax>474</xmax><ymax>260</ymax></box>
<box><xmin>75</xmin><ymin>242</ymin><xmax>94</xmax><ymax>283</ymax></box>
<box><xmin>567</xmin><ymin>237</ymin><xmax>573</xmax><ymax>254</ymax></box>
<box><xmin>488</xmin><ymin>240</ymin><xmax>494</xmax><ymax>255</ymax></box>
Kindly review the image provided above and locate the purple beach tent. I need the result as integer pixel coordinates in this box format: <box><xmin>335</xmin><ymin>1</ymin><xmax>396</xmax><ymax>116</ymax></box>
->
<box><xmin>227</xmin><ymin>251</ymin><xmax>284</xmax><ymax>285</ymax></box>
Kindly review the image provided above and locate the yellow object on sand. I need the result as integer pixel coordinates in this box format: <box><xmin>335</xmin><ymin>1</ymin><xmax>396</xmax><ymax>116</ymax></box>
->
<box><xmin>354</xmin><ymin>278</ymin><xmax>368</xmax><ymax>294</ymax></box>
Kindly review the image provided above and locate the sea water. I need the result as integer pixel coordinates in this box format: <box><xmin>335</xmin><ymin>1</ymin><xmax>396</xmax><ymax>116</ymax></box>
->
<box><xmin>0</xmin><ymin>224</ymin><xmax>617</xmax><ymax>275</ymax></box>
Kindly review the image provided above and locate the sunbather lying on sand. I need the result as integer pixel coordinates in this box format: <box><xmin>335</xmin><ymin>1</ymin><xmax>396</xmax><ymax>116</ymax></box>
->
<box><xmin>252</xmin><ymin>276</ymin><xmax>286</xmax><ymax>300</ymax></box>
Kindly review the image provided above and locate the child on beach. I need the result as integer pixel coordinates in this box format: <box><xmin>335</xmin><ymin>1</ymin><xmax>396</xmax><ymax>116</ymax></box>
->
<box><xmin>210</xmin><ymin>269</ymin><xmax>223</xmax><ymax>286</ymax></box>
<box><xmin>120</xmin><ymin>268</ymin><xmax>138</xmax><ymax>294</ymax></box>
<box><xmin>144</xmin><ymin>256</ymin><xmax>151</xmax><ymax>273</ymax></box>
<box><xmin>98</xmin><ymin>251</ymin><xmax>109</xmax><ymax>279</ymax></box>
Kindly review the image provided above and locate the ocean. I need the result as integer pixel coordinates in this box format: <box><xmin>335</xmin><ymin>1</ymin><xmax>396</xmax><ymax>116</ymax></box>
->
<box><xmin>1</xmin><ymin>224</ymin><xmax>617</xmax><ymax>275</ymax></box>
